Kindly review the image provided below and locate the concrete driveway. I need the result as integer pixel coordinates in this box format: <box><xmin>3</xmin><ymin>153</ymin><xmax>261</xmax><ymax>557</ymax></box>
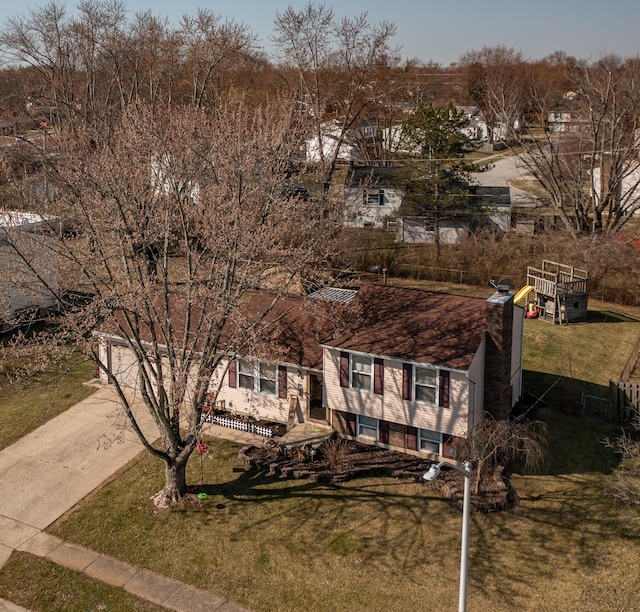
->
<box><xmin>0</xmin><ymin>385</ymin><xmax>159</xmax><ymax>566</ymax></box>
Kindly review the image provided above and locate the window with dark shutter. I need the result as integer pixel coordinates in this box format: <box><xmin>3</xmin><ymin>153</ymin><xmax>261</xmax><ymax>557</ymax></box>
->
<box><xmin>439</xmin><ymin>370</ymin><xmax>450</xmax><ymax>408</ymax></box>
<box><xmin>278</xmin><ymin>365</ymin><xmax>287</xmax><ymax>399</ymax></box>
<box><xmin>346</xmin><ymin>412</ymin><xmax>357</xmax><ymax>436</ymax></box>
<box><xmin>228</xmin><ymin>359</ymin><xmax>237</xmax><ymax>389</ymax></box>
<box><xmin>402</xmin><ymin>363</ymin><xmax>412</xmax><ymax>400</ymax></box>
<box><xmin>406</xmin><ymin>426</ymin><xmax>417</xmax><ymax>451</ymax></box>
<box><xmin>373</xmin><ymin>358</ymin><xmax>384</xmax><ymax>395</ymax></box>
<box><xmin>379</xmin><ymin>419</ymin><xmax>389</xmax><ymax>444</ymax></box>
<box><xmin>340</xmin><ymin>352</ymin><xmax>349</xmax><ymax>388</ymax></box>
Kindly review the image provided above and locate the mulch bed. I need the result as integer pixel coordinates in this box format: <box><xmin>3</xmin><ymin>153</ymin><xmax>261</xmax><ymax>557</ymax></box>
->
<box><xmin>239</xmin><ymin>440</ymin><xmax>430</xmax><ymax>483</ymax></box>
<box><xmin>238</xmin><ymin>440</ymin><xmax>515</xmax><ymax>512</ymax></box>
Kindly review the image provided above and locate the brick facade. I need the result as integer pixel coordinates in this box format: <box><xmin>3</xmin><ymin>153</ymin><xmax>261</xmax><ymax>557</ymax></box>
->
<box><xmin>332</xmin><ymin>410</ymin><xmax>457</xmax><ymax>458</ymax></box>
<box><xmin>484</xmin><ymin>291</ymin><xmax>514</xmax><ymax>420</ymax></box>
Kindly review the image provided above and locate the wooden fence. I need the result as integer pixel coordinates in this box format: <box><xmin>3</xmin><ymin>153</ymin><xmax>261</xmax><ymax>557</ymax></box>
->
<box><xmin>620</xmin><ymin>335</ymin><xmax>640</xmax><ymax>383</ymax></box>
<box><xmin>608</xmin><ymin>335</ymin><xmax>640</xmax><ymax>425</ymax></box>
<box><xmin>609</xmin><ymin>381</ymin><xmax>640</xmax><ymax>425</ymax></box>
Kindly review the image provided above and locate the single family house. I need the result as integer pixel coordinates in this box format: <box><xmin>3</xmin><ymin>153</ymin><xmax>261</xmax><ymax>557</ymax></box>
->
<box><xmin>98</xmin><ymin>283</ymin><xmax>524</xmax><ymax>460</ymax></box>
<box><xmin>344</xmin><ymin>166</ymin><xmax>406</xmax><ymax>228</ymax></box>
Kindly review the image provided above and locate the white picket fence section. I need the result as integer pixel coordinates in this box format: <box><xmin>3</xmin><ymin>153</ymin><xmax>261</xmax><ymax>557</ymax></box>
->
<box><xmin>201</xmin><ymin>412</ymin><xmax>275</xmax><ymax>437</ymax></box>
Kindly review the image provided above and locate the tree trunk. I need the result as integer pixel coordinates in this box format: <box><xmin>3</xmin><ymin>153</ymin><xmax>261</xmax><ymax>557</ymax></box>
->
<box><xmin>162</xmin><ymin>458</ymin><xmax>188</xmax><ymax>503</ymax></box>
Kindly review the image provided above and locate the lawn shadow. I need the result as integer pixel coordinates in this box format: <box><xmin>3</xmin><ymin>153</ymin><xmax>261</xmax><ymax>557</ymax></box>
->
<box><xmin>191</xmin><ymin>459</ymin><xmax>640</xmax><ymax>607</ymax></box>
<box><xmin>520</xmin><ymin>369</ymin><xmax>626</xmax><ymax>476</ymax></box>
<box><xmin>193</xmin><ymin>466</ymin><xmax>459</xmax><ymax>574</ymax></box>
<box><xmin>586</xmin><ymin>309</ymin><xmax>640</xmax><ymax>324</ymax></box>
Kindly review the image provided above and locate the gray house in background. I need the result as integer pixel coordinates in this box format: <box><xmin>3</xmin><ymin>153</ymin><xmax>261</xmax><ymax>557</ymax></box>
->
<box><xmin>343</xmin><ymin>165</ymin><xmax>513</xmax><ymax>241</ymax></box>
<box><xmin>394</xmin><ymin>217</ymin><xmax>469</xmax><ymax>244</ymax></box>
<box><xmin>395</xmin><ymin>186</ymin><xmax>513</xmax><ymax>244</ymax></box>
<box><xmin>0</xmin><ymin>211</ymin><xmax>59</xmax><ymax>326</ymax></box>
<box><xmin>475</xmin><ymin>186</ymin><xmax>512</xmax><ymax>231</ymax></box>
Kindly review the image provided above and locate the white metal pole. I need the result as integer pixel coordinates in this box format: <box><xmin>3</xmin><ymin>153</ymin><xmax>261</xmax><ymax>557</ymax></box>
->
<box><xmin>458</xmin><ymin>461</ymin><xmax>471</xmax><ymax>612</ymax></box>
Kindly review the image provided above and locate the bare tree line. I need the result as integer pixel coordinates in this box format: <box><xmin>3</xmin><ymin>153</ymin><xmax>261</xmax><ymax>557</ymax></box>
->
<box><xmin>2</xmin><ymin>3</ymin><xmax>640</xmax><ymax>237</ymax></box>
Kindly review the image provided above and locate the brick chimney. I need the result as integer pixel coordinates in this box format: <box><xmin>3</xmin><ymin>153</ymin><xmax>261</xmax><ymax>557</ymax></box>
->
<box><xmin>484</xmin><ymin>287</ymin><xmax>514</xmax><ymax>420</ymax></box>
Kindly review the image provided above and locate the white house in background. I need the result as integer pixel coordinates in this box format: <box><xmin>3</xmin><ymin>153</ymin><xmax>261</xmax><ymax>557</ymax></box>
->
<box><xmin>380</xmin><ymin>124</ymin><xmax>419</xmax><ymax>156</ymax></box>
<box><xmin>98</xmin><ymin>283</ymin><xmax>524</xmax><ymax>459</ymax></box>
<box><xmin>304</xmin><ymin>120</ymin><xmax>359</xmax><ymax>164</ymax></box>
<box><xmin>591</xmin><ymin>165</ymin><xmax>640</xmax><ymax>216</ymax></box>
<box><xmin>0</xmin><ymin>211</ymin><xmax>59</xmax><ymax>325</ymax></box>
<box><xmin>344</xmin><ymin>166</ymin><xmax>406</xmax><ymax>228</ymax></box>
<box><xmin>458</xmin><ymin>106</ymin><xmax>518</xmax><ymax>144</ymax></box>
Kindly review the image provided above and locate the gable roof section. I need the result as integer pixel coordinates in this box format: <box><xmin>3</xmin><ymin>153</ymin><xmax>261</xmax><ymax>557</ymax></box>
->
<box><xmin>100</xmin><ymin>284</ymin><xmax>487</xmax><ymax>373</ymax></box>
<box><xmin>228</xmin><ymin>292</ymin><xmax>342</xmax><ymax>370</ymax></box>
<box><xmin>101</xmin><ymin>290</ymin><xmax>335</xmax><ymax>371</ymax></box>
<box><xmin>322</xmin><ymin>284</ymin><xmax>487</xmax><ymax>370</ymax></box>
<box><xmin>345</xmin><ymin>165</ymin><xmax>406</xmax><ymax>189</ymax></box>
<box><xmin>475</xmin><ymin>186</ymin><xmax>511</xmax><ymax>209</ymax></box>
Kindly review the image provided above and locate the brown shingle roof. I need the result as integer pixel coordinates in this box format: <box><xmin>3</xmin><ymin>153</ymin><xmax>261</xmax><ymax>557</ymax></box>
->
<box><xmin>322</xmin><ymin>284</ymin><xmax>487</xmax><ymax>370</ymax></box>
<box><xmin>101</xmin><ymin>284</ymin><xmax>487</xmax><ymax>372</ymax></box>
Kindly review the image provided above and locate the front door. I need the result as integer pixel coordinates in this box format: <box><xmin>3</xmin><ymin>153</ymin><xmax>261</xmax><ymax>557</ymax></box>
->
<box><xmin>308</xmin><ymin>373</ymin><xmax>326</xmax><ymax>422</ymax></box>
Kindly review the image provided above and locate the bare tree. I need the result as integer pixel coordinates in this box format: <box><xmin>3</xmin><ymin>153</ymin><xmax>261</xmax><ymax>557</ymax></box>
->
<box><xmin>463</xmin><ymin>50</ymin><xmax>640</xmax><ymax>235</ymax></box>
<box><xmin>460</xmin><ymin>46</ymin><xmax>525</xmax><ymax>146</ymax></box>
<box><xmin>272</xmin><ymin>2</ymin><xmax>399</xmax><ymax>185</ymax></box>
<box><xmin>2</xmin><ymin>97</ymin><xmax>340</xmax><ymax>504</ymax></box>
<box><xmin>179</xmin><ymin>9</ymin><xmax>256</xmax><ymax>109</ymax></box>
<box><xmin>454</xmin><ymin>412</ymin><xmax>548</xmax><ymax>495</ymax></box>
<box><xmin>0</xmin><ymin>2</ymin><xmax>260</xmax><ymax>132</ymax></box>
<box><xmin>0</xmin><ymin>1</ymin><xmax>81</xmax><ymax>129</ymax></box>
<box><xmin>604</xmin><ymin>418</ymin><xmax>640</xmax><ymax>508</ymax></box>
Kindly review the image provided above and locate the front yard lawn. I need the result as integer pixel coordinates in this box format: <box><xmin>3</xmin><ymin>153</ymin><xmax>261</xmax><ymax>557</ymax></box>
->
<box><xmin>45</xmin><ymin>433</ymin><xmax>640</xmax><ymax>612</ymax></box>
<box><xmin>0</xmin><ymin>552</ymin><xmax>165</xmax><ymax>611</ymax></box>
<box><xmin>0</xmin><ymin>351</ymin><xmax>96</xmax><ymax>451</ymax></box>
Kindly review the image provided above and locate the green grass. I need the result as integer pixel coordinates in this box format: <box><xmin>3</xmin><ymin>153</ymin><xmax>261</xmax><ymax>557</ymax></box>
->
<box><xmin>523</xmin><ymin>306</ymin><xmax>640</xmax><ymax>416</ymax></box>
<box><xmin>0</xmin><ymin>552</ymin><xmax>165</xmax><ymax>611</ymax></box>
<box><xmin>0</xmin><ymin>352</ymin><xmax>96</xmax><ymax>450</ymax></box>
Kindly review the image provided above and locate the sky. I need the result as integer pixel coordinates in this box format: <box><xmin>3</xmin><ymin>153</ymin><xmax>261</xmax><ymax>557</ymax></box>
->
<box><xmin>1</xmin><ymin>0</ymin><xmax>639</xmax><ymax>66</ymax></box>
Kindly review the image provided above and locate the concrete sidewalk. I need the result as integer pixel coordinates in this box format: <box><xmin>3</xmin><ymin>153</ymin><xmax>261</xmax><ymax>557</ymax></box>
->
<box><xmin>15</xmin><ymin>532</ymin><xmax>249</xmax><ymax>611</ymax></box>
<box><xmin>0</xmin><ymin>384</ymin><xmax>260</xmax><ymax>611</ymax></box>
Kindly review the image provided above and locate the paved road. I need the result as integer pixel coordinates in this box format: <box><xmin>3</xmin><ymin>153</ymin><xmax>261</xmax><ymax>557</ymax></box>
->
<box><xmin>472</xmin><ymin>154</ymin><xmax>526</xmax><ymax>187</ymax></box>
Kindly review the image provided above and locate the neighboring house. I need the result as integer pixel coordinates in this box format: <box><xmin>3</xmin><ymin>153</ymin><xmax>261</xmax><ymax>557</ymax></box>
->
<box><xmin>344</xmin><ymin>166</ymin><xmax>406</xmax><ymax>228</ymax></box>
<box><xmin>591</xmin><ymin>164</ymin><xmax>640</xmax><ymax>216</ymax></box>
<box><xmin>0</xmin><ymin>211</ymin><xmax>59</xmax><ymax>325</ymax></box>
<box><xmin>546</xmin><ymin>94</ymin><xmax>585</xmax><ymax>133</ymax></box>
<box><xmin>303</xmin><ymin>119</ymin><xmax>383</xmax><ymax>164</ymax></box>
<box><xmin>304</xmin><ymin>120</ymin><xmax>360</xmax><ymax>164</ymax></box>
<box><xmin>458</xmin><ymin>106</ymin><xmax>517</xmax><ymax>145</ymax></box>
<box><xmin>546</xmin><ymin>108</ymin><xmax>575</xmax><ymax>133</ymax></box>
<box><xmin>475</xmin><ymin>186</ymin><xmax>512</xmax><ymax>231</ymax></box>
<box><xmin>394</xmin><ymin>217</ymin><xmax>469</xmax><ymax>244</ymax></box>
<box><xmin>458</xmin><ymin>106</ymin><xmax>489</xmax><ymax>141</ymax></box>
<box><xmin>343</xmin><ymin>167</ymin><xmax>513</xmax><ymax>237</ymax></box>
<box><xmin>393</xmin><ymin>186</ymin><xmax>512</xmax><ymax>243</ymax></box>
<box><xmin>99</xmin><ymin>283</ymin><xmax>524</xmax><ymax>460</ymax></box>
<box><xmin>382</xmin><ymin>107</ymin><xmax>517</xmax><ymax>154</ymax></box>
<box><xmin>380</xmin><ymin>124</ymin><xmax>419</xmax><ymax>156</ymax></box>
